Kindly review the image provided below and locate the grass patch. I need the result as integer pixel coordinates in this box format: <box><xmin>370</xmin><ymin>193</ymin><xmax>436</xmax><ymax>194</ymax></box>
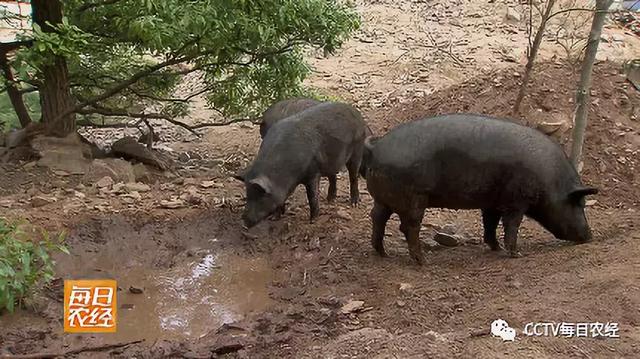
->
<box><xmin>0</xmin><ymin>218</ymin><xmax>68</xmax><ymax>313</ymax></box>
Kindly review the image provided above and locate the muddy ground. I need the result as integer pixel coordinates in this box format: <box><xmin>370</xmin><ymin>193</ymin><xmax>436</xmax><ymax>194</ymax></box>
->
<box><xmin>2</xmin><ymin>1</ymin><xmax>640</xmax><ymax>358</ymax></box>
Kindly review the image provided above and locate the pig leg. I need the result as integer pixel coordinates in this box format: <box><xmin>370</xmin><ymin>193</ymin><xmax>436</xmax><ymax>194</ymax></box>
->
<box><xmin>327</xmin><ymin>174</ymin><xmax>337</xmax><ymax>202</ymax></box>
<box><xmin>271</xmin><ymin>203</ymin><xmax>286</xmax><ymax>220</ymax></box>
<box><xmin>481</xmin><ymin>208</ymin><xmax>501</xmax><ymax>251</ymax></box>
<box><xmin>304</xmin><ymin>174</ymin><xmax>321</xmax><ymax>222</ymax></box>
<box><xmin>370</xmin><ymin>202</ymin><xmax>392</xmax><ymax>257</ymax></box>
<box><xmin>399</xmin><ymin>211</ymin><xmax>425</xmax><ymax>265</ymax></box>
<box><xmin>346</xmin><ymin>151</ymin><xmax>362</xmax><ymax>206</ymax></box>
<box><xmin>502</xmin><ymin>212</ymin><xmax>523</xmax><ymax>258</ymax></box>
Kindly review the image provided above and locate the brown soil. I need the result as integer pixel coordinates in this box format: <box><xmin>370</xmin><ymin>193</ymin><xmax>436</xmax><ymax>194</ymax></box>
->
<box><xmin>1</xmin><ymin>61</ymin><xmax>639</xmax><ymax>358</ymax></box>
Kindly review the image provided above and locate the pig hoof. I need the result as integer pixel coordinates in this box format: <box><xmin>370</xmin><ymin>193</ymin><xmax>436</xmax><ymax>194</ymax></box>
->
<box><xmin>372</xmin><ymin>244</ymin><xmax>387</xmax><ymax>257</ymax></box>
<box><xmin>411</xmin><ymin>254</ymin><xmax>424</xmax><ymax>266</ymax></box>
<box><xmin>487</xmin><ymin>244</ymin><xmax>501</xmax><ymax>251</ymax></box>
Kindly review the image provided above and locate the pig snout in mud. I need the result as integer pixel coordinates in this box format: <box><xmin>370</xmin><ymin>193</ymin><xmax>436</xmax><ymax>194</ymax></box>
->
<box><xmin>364</xmin><ymin>113</ymin><xmax>598</xmax><ymax>265</ymax></box>
<box><xmin>236</xmin><ymin>101</ymin><xmax>369</xmax><ymax>227</ymax></box>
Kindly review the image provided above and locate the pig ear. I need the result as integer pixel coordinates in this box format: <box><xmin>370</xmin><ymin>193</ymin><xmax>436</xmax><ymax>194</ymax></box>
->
<box><xmin>569</xmin><ymin>187</ymin><xmax>599</xmax><ymax>201</ymax></box>
<box><xmin>364</xmin><ymin>136</ymin><xmax>378</xmax><ymax>151</ymax></box>
<box><xmin>248</xmin><ymin>176</ymin><xmax>272</xmax><ymax>195</ymax></box>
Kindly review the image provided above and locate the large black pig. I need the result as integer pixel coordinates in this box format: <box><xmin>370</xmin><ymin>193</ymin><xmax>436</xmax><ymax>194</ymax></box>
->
<box><xmin>363</xmin><ymin>114</ymin><xmax>598</xmax><ymax>264</ymax></box>
<box><xmin>236</xmin><ymin>102</ymin><xmax>368</xmax><ymax>227</ymax></box>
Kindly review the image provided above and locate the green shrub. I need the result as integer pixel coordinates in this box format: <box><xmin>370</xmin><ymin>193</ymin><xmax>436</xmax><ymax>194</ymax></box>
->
<box><xmin>0</xmin><ymin>218</ymin><xmax>68</xmax><ymax>313</ymax></box>
<box><xmin>0</xmin><ymin>92</ymin><xmax>41</xmax><ymax>132</ymax></box>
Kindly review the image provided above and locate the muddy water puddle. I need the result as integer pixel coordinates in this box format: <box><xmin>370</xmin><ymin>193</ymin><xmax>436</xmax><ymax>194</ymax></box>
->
<box><xmin>57</xmin><ymin>244</ymin><xmax>274</xmax><ymax>342</ymax></box>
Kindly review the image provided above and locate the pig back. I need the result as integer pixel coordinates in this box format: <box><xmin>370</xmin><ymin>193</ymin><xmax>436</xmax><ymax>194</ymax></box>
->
<box><xmin>368</xmin><ymin>114</ymin><xmax>580</xmax><ymax>208</ymax></box>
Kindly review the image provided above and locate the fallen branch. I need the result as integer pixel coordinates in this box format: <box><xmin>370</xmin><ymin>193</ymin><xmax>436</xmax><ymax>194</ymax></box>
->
<box><xmin>0</xmin><ymin>339</ymin><xmax>143</xmax><ymax>359</ymax></box>
<box><xmin>77</xmin><ymin>118</ymin><xmax>143</xmax><ymax>129</ymax></box>
<box><xmin>77</xmin><ymin>106</ymin><xmax>199</xmax><ymax>135</ymax></box>
<box><xmin>425</xmin><ymin>32</ymin><xmax>465</xmax><ymax>67</ymax></box>
<box><xmin>191</xmin><ymin>117</ymin><xmax>258</xmax><ymax>129</ymax></box>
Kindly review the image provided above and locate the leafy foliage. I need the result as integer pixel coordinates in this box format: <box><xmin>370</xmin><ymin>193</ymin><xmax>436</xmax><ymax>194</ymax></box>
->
<box><xmin>0</xmin><ymin>92</ymin><xmax>41</xmax><ymax>132</ymax></box>
<box><xmin>0</xmin><ymin>218</ymin><xmax>68</xmax><ymax>313</ymax></box>
<box><xmin>7</xmin><ymin>0</ymin><xmax>360</xmax><ymax>125</ymax></box>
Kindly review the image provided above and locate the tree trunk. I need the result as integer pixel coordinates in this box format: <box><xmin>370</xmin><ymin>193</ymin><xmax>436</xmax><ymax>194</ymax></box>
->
<box><xmin>513</xmin><ymin>0</ymin><xmax>557</xmax><ymax>114</ymax></box>
<box><xmin>31</xmin><ymin>0</ymin><xmax>76</xmax><ymax>137</ymax></box>
<box><xmin>0</xmin><ymin>51</ymin><xmax>32</xmax><ymax>128</ymax></box>
<box><xmin>570</xmin><ymin>0</ymin><xmax>614</xmax><ymax>167</ymax></box>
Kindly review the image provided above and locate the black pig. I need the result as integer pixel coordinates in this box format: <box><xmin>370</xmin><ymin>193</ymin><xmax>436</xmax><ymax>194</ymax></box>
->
<box><xmin>236</xmin><ymin>102</ymin><xmax>368</xmax><ymax>227</ymax></box>
<box><xmin>363</xmin><ymin>114</ymin><xmax>598</xmax><ymax>264</ymax></box>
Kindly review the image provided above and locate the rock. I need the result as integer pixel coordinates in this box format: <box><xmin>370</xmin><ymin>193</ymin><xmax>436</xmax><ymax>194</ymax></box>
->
<box><xmin>586</xmin><ymin>199</ymin><xmax>598</xmax><ymax>206</ymax></box>
<box><xmin>177</xmin><ymin>152</ymin><xmax>191</xmax><ymax>163</ymax></box>
<box><xmin>123</xmin><ymin>191</ymin><xmax>142</xmax><ymax>201</ymax></box>
<box><xmin>433</xmin><ymin>232</ymin><xmax>460</xmax><ymax>247</ymax></box>
<box><xmin>396</xmin><ymin>300</ymin><xmax>406</xmax><ymax>307</ymax></box>
<box><xmin>183</xmin><ymin>177</ymin><xmax>199</xmax><ymax>186</ymax></box>
<box><xmin>132</xmin><ymin>163</ymin><xmax>154</xmax><ymax>184</ymax></box>
<box><xmin>160</xmin><ymin>199</ymin><xmax>187</xmax><ymax>209</ymax></box>
<box><xmin>180</xmin><ymin>186</ymin><xmax>203</xmax><ymax>205</ymax></box>
<box><xmin>31</xmin><ymin>133</ymin><xmax>92</xmax><ymax>174</ymax></box>
<box><xmin>307</xmin><ymin>236</ymin><xmax>321</xmax><ymax>251</ymax></box>
<box><xmin>5</xmin><ymin>128</ymin><xmax>27</xmax><ymax>148</ymax></box>
<box><xmin>187</xmin><ymin>151</ymin><xmax>203</xmax><ymax>161</ymax></box>
<box><xmin>537</xmin><ymin>121</ymin><xmax>565</xmax><ymax>135</ymax></box>
<box><xmin>341</xmin><ymin>300</ymin><xmax>365</xmax><ymax>314</ymax></box>
<box><xmin>96</xmin><ymin>176</ymin><xmax>114</xmax><ymax>189</ymax></box>
<box><xmin>611</xmin><ymin>34</ymin><xmax>625</xmax><ymax>43</ymax></box>
<box><xmin>505</xmin><ymin>7</ymin><xmax>521</xmax><ymax>22</ymax></box>
<box><xmin>84</xmin><ymin>158</ymin><xmax>136</xmax><ymax>184</ymax></box>
<box><xmin>200</xmin><ymin>180</ymin><xmax>217</xmax><ymax>188</ymax></box>
<box><xmin>112</xmin><ymin>182</ymin><xmax>125</xmax><ymax>193</ymax></box>
<box><xmin>0</xmin><ymin>199</ymin><xmax>14</xmax><ymax>208</ymax></box>
<box><xmin>125</xmin><ymin>182</ymin><xmax>151</xmax><ymax>193</ymax></box>
<box><xmin>508</xmin><ymin>279</ymin><xmax>522</xmax><ymax>289</ymax></box>
<box><xmin>129</xmin><ymin>286</ymin><xmax>144</xmax><ymax>294</ymax></box>
<box><xmin>74</xmin><ymin>191</ymin><xmax>86</xmax><ymax>199</ymax></box>
<box><xmin>399</xmin><ymin>283</ymin><xmax>414</xmax><ymax>295</ymax></box>
<box><xmin>336</xmin><ymin>209</ymin><xmax>352</xmax><ymax>221</ymax></box>
<box><xmin>111</xmin><ymin>136</ymin><xmax>172</xmax><ymax>170</ymax></box>
<box><xmin>31</xmin><ymin>196</ymin><xmax>56</xmax><ymax>208</ymax></box>
<box><xmin>440</xmin><ymin>224</ymin><xmax>458</xmax><ymax>235</ymax></box>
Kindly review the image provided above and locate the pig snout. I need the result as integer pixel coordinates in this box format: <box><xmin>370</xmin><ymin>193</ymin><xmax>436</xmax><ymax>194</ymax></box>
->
<box><xmin>566</xmin><ymin>226</ymin><xmax>592</xmax><ymax>243</ymax></box>
<box><xmin>242</xmin><ymin>212</ymin><xmax>258</xmax><ymax>228</ymax></box>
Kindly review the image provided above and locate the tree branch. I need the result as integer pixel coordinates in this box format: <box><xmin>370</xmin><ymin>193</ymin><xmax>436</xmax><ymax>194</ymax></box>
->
<box><xmin>546</xmin><ymin>8</ymin><xmax>612</xmax><ymax>23</ymax></box>
<box><xmin>0</xmin><ymin>51</ymin><xmax>33</xmax><ymax>127</ymax></box>
<box><xmin>0</xmin><ymin>40</ymin><xmax>34</xmax><ymax>55</ymax></box>
<box><xmin>77</xmin><ymin>118</ymin><xmax>143</xmax><ymax>129</ymax></box>
<box><xmin>51</xmin><ymin>52</ymin><xmax>212</xmax><ymax>125</ymax></box>
<box><xmin>191</xmin><ymin>117</ymin><xmax>258</xmax><ymax>129</ymax></box>
<box><xmin>52</xmin><ymin>40</ymin><xmax>300</xmax><ymax>128</ymax></box>
<box><xmin>77</xmin><ymin>105</ymin><xmax>200</xmax><ymax>135</ymax></box>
